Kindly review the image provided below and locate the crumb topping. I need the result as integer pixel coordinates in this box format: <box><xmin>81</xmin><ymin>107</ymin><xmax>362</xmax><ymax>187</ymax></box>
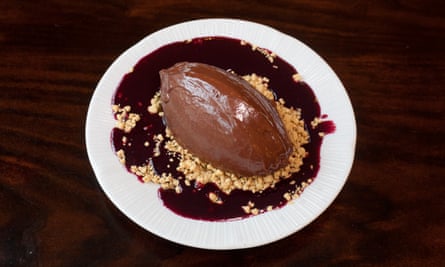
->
<box><xmin>240</xmin><ymin>40</ymin><xmax>277</xmax><ymax>63</ymax></box>
<box><xmin>113</xmin><ymin>72</ymin><xmax>314</xmax><ymax>215</ymax></box>
<box><xmin>112</xmin><ymin>105</ymin><xmax>140</xmax><ymax>133</ymax></box>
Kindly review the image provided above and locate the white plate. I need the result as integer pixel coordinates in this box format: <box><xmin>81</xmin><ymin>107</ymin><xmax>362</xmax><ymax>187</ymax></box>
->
<box><xmin>85</xmin><ymin>18</ymin><xmax>356</xmax><ymax>249</ymax></box>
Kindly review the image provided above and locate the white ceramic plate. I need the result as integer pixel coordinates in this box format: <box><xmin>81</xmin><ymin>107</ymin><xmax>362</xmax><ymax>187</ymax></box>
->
<box><xmin>86</xmin><ymin>18</ymin><xmax>356</xmax><ymax>250</ymax></box>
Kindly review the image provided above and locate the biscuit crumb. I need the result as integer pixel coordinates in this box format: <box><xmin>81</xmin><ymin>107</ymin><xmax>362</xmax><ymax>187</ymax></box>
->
<box><xmin>251</xmin><ymin>208</ymin><xmax>259</xmax><ymax>215</ymax></box>
<box><xmin>292</xmin><ymin>73</ymin><xmax>303</xmax><ymax>82</ymax></box>
<box><xmin>113</xmin><ymin>71</ymin><xmax>314</xmax><ymax>214</ymax></box>
<box><xmin>153</xmin><ymin>134</ymin><xmax>164</xmax><ymax>157</ymax></box>
<box><xmin>208</xmin><ymin>192</ymin><xmax>223</xmax><ymax>204</ymax></box>
<box><xmin>112</xmin><ymin>105</ymin><xmax>140</xmax><ymax>133</ymax></box>
<box><xmin>131</xmin><ymin>164</ymin><xmax>181</xmax><ymax>192</ymax></box>
<box><xmin>148</xmin><ymin>91</ymin><xmax>162</xmax><ymax>115</ymax></box>
<box><xmin>162</xmin><ymin>74</ymin><xmax>309</xmax><ymax>195</ymax></box>
<box><xmin>241</xmin><ymin>201</ymin><xmax>256</xmax><ymax>214</ymax></box>
<box><xmin>311</xmin><ymin>117</ymin><xmax>321</xmax><ymax>129</ymax></box>
<box><xmin>116</xmin><ymin>149</ymin><xmax>126</xmax><ymax>164</ymax></box>
<box><xmin>239</xmin><ymin>41</ymin><xmax>276</xmax><ymax>63</ymax></box>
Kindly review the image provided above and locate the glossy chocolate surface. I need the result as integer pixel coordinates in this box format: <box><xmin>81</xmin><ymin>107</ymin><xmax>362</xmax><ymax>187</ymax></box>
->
<box><xmin>159</xmin><ymin>62</ymin><xmax>292</xmax><ymax>176</ymax></box>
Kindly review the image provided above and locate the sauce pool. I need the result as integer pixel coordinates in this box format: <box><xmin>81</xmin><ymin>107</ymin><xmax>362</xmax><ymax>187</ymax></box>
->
<box><xmin>111</xmin><ymin>37</ymin><xmax>335</xmax><ymax>221</ymax></box>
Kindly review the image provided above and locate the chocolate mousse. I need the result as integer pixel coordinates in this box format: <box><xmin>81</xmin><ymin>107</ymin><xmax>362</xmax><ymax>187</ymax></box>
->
<box><xmin>159</xmin><ymin>62</ymin><xmax>292</xmax><ymax>176</ymax></box>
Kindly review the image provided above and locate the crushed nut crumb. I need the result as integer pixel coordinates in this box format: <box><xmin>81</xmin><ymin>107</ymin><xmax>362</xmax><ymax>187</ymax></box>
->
<box><xmin>116</xmin><ymin>149</ymin><xmax>126</xmax><ymax>164</ymax></box>
<box><xmin>148</xmin><ymin>91</ymin><xmax>162</xmax><ymax>115</ymax></box>
<box><xmin>208</xmin><ymin>192</ymin><xmax>223</xmax><ymax>204</ymax></box>
<box><xmin>113</xmin><ymin>71</ymin><xmax>314</xmax><ymax>215</ymax></box>
<box><xmin>112</xmin><ymin>105</ymin><xmax>140</xmax><ymax>133</ymax></box>
<box><xmin>162</xmin><ymin>74</ymin><xmax>309</xmax><ymax>195</ymax></box>
<box><xmin>292</xmin><ymin>73</ymin><xmax>303</xmax><ymax>82</ymax></box>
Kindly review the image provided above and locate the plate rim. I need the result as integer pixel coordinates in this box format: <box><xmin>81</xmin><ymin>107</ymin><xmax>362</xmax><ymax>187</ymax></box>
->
<box><xmin>85</xmin><ymin>18</ymin><xmax>356</xmax><ymax>250</ymax></box>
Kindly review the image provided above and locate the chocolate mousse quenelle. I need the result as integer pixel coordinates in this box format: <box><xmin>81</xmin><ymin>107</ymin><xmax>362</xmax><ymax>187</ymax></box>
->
<box><xmin>159</xmin><ymin>62</ymin><xmax>292</xmax><ymax>177</ymax></box>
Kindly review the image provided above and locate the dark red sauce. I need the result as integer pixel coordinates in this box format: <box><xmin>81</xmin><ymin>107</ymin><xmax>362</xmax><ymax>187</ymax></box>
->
<box><xmin>111</xmin><ymin>37</ymin><xmax>335</xmax><ymax>221</ymax></box>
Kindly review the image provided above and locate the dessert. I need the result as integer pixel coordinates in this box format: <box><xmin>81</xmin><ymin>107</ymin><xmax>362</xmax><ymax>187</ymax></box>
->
<box><xmin>111</xmin><ymin>36</ymin><xmax>335</xmax><ymax>221</ymax></box>
<box><xmin>159</xmin><ymin>62</ymin><xmax>292</xmax><ymax>176</ymax></box>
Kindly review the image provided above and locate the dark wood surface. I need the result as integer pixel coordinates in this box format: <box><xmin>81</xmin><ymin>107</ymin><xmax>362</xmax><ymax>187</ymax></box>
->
<box><xmin>1</xmin><ymin>1</ymin><xmax>444</xmax><ymax>266</ymax></box>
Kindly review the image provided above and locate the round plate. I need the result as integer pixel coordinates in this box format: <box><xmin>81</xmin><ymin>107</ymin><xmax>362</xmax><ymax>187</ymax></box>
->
<box><xmin>85</xmin><ymin>18</ymin><xmax>356</xmax><ymax>249</ymax></box>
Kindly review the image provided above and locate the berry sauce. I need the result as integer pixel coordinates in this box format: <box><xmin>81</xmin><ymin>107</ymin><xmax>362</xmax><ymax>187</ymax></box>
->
<box><xmin>111</xmin><ymin>37</ymin><xmax>335</xmax><ymax>221</ymax></box>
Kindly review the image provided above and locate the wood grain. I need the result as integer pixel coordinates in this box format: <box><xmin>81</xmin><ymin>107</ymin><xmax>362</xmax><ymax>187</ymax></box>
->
<box><xmin>1</xmin><ymin>1</ymin><xmax>444</xmax><ymax>266</ymax></box>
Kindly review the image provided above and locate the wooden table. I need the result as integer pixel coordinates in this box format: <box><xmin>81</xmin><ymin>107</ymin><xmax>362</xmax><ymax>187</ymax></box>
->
<box><xmin>1</xmin><ymin>1</ymin><xmax>443</xmax><ymax>266</ymax></box>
